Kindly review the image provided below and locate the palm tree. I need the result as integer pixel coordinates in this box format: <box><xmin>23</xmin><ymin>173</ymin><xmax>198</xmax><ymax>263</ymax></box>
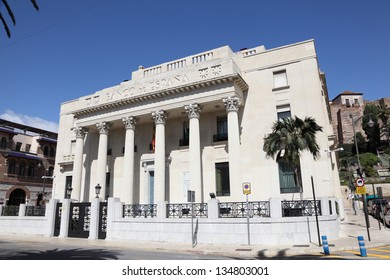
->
<box><xmin>0</xmin><ymin>0</ymin><xmax>39</xmax><ymax>38</ymax></box>
<box><xmin>263</xmin><ymin>116</ymin><xmax>323</xmax><ymax>197</ymax></box>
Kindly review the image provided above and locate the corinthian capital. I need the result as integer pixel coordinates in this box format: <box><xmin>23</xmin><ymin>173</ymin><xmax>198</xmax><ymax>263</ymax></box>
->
<box><xmin>152</xmin><ymin>110</ymin><xmax>167</xmax><ymax>125</ymax></box>
<box><xmin>96</xmin><ymin>121</ymin><xmax>111</xmax><ymax>134</ymax></box>
<box><xmin>185</xmin><ymin>103</ymin><xmax>202</xmax><ymax>119</ymax></box>
<box><xmin>122</xmin><ymin>116</ymin><xmax>137</xmax><ymax>130</ymax></box>
<box><xmin>73</xmin><ymin>126</ymin><xmax>87</xmax><ymax>139</ymax></box>
<box><xmin>222</xmin><ymin>96</ymin><xmax>241</xmax><ymax>113</ymax></box>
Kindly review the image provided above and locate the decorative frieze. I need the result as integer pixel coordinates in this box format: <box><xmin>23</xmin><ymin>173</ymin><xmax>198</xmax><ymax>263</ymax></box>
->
<box><xmin>185</xmin><ymin>103</ymin><xmax>202</xmax><ymax>119</ymax></box>
<box><xmin>96</xmin><ymin>122</ymin><xmax>111</xmax><ymax>134</ymax></box>
<box><xmin>152</xmin><ymin>110</ymin><xmax>167</xmax><ymax>125</ymax></box>
<box><xmin>222</xmin><ymin>96</ymin><xmax>241</xmax><ymax>112</ymax></box>
<box><xmin>122</xmin><ymin>116</ymin><xmax>137</xmax><ymax>130</ymax></box>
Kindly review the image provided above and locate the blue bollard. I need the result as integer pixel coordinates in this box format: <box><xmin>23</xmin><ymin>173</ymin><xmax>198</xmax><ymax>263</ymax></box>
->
<box><xmin>322</xmin><ymin>235</ymin><xmax>330</xmax><ymax>255</ymax></box>
<box><xmin>358</xmin><ymin>236</ymin><xmax>367</xmax><ymax>257</ymax></box>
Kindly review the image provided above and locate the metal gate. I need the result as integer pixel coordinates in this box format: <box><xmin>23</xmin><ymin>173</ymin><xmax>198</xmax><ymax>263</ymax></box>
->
<box><xmin>53</xmin><ymin>202</ymin><xmax>62</xmax><ymax>237</ymax></box>
<box><xmin>98</xmin><ymin>202</ymin><xmax>108</xmax><ymax>239</ymax></box>
<box><xmin>68</xmin><ymin>202</ymin><xmax>91</xmax><ymax>238</ymax></box>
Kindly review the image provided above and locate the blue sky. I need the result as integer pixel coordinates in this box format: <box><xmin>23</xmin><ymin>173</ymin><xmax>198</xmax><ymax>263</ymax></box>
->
<box><xmin>0</xmin><ymin>0</ymin><xmax>389</xmax><ymax>132</ymax></box>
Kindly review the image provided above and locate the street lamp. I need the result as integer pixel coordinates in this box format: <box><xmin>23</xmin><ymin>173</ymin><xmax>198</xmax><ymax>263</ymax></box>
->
<box><xmin>95</xmin><ymin>184</ymin><xmax>102</xmax><ymax>198</ymax></box>
<box><xmin>350</xmin><ymin>114</ymin><xmax>374</xmax><ymax>241</ymax></box>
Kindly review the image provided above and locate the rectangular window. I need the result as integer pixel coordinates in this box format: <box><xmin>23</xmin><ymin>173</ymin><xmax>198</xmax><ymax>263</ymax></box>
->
<box><xmin>345</xmin><ymin>99</ymin><xmax>351</xmax><ymax>107</ymax></box>
<box><xmin>213</xmin><ymin>116</ymin><xmax>228</xmax><ymax>142</ymax></box>
<box><xmin>276</xmin><ymin>104</ymin><xmax>291</xmax><ymax>120</ymax></box>
<box><xmin>180</xmin><ymin>121</ymin><xmax>189</xmax><ymax>146</ymax></box>
<box><xmin>65</xmin><ymin>176</ymin><xmax>72</xmax><ymax>198</ymax></box>
<box><xmin>215</xmin><ymin>162</ymin><xmax>230</xmax><ymax>196</ymax></box>
<box><xmin>354</xmin><ymin>98</ymin><xmax>359</xmax><ymax>106</ymax></box>
<box><xmin>273</xmin><ymin>70</ymin><xmax>288</xmax><ymax>89</ymax></box>
<box><xmin>15</xmin><ymin>142</ymin><xmax>22</xmax><ymax>151</ymax></box>
<box><xmin>25</xmin><ymin>144</ymin><xmax>31</xmax><ymax>153</ymax></box>
<box><xmin>278</xmin><ymin>160</ymin><xmax>300</xmax><ymax>193</ymax></box>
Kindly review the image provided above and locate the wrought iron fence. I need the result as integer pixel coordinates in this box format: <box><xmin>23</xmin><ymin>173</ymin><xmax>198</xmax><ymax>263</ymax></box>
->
<box><xmin>123</xmin><ymin>204</ymin><xmax>157</xmax><ymax>218</ymax></box>
<box><xmin>219</xmin><ymin>201</ymin><xmax>270</xmax><ymax>218</ymax></box>
<box><xmin>1</xmin><ymin>206</ymin><xmax>19</xmax><ymax>216</ymax></box>
<box><xmin>167</xmin><ymin>203</ymin><xmax>208</xmax><ymax>218</ymax></box>
<box><xmin>281</xmin><ymin>200</ymin><xmax>321</xmax><ymax>217</ymax></box>
<box><xmin>25</xmin><ymin>205</ymin><xmax>46</xmax><ymax>216</ymax></box>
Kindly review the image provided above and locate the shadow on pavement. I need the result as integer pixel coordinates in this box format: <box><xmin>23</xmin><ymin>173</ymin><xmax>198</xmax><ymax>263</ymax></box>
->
<box><xmin>0</xmin><ymin>248</ymin><xmax>121</xmax><ymax>260</ymax></box>
<box><xmin>255</xmin><ymin>249</ymin><xmax>346</xmax><ymax>260</ymax></box>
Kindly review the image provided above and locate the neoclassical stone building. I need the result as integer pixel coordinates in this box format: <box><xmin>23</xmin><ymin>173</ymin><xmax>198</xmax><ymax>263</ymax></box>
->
<box><xmin>53</xmin><ymin>40</ymin><xmax>341</xmax><ymax>207</ymax></box>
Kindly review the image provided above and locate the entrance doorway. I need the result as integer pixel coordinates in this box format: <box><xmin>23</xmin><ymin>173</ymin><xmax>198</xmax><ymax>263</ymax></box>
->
<box><xmin>7</xmin><ymin>189</ymin><xmax>26</xmax><ymax>206</ymax></box>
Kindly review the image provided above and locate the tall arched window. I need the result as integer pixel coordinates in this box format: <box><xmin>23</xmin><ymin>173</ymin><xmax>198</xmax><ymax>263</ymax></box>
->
<box><xmin>0</xmin><ymin>137</ymin><xmax>6</xmax><ymax>149</ymax></box>
<box><xmin>18</xmin><ymin>162</ymin><xmax>26</xmax><ymax>176</ymax></box>
<box><xmin>43</xmin><ymin>146</ymin><xmax>49</xmax><ymax>156</ymax></box>
<box><xmin>7</xmin><ymin>160</ymin><xmax>16</xmax><ymax>174</ymax></box>
<box><xmin>50</xmin><ymin>147</ymin><xmax>55</xmax><ymax>157</ymax></box>
<box><xmin>7</xmin><ymin>189</ymin><xmax>26</xmax><ymax>206</ymax></box>
<box><xmin>28</xmin><ymin>163</ymin><xmax>35</xmax><ymax>177</ymax></box>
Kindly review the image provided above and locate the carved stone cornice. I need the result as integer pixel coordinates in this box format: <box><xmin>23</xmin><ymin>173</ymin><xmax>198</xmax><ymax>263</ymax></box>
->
<box><xmin>96</xmin><ymin>121</ymin><xmax>111</xmax><ymax>134</ymax></box>
<box><xmin>73</xmin><ymin>126</ymin><xmax>87</xmax><ymax>139</ymax></box>
<box><xmin>222</xmin><ymin>96</ymin><xmax>241</xmax><ymax>113</ymax></box>
<box><xmin>152</xmin><ymin>110</ymin><xmax>167</xmax><ymax>125</ymax></box>
<box><xmin>73</xmin><ymin>73</ymin><xmax>248</xmax><ymax>117</ymax></box>
<box><xmin>122</xmin><ymin>116</ymin><xmax>137</xmax><ymax>130</ymax></box>
<box><xmin>185</xmin><ymin>103</ymin><xmax>202</xmax><ymax>119</ymax></box>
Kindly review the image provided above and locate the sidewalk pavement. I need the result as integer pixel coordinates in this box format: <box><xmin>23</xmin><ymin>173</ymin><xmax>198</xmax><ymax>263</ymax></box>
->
<box><xmin>0</xmin><ymin>206</ymin><xmax>389</xmax><ymax>259</ymax></box>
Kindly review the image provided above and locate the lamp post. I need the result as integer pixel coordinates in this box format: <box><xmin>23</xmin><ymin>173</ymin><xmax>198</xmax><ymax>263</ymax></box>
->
<box><xmin>95</xmin><ymin>184</ymin><xmax>102</xmax><ymax>198</ymax></box>
<box><xmin>350</xmin><ymin>114</ymin><xmax>374</xmax><ymax>241</ymax></box>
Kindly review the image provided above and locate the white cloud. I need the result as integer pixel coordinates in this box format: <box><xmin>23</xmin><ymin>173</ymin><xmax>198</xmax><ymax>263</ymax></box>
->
<box><xmin>0</xmin><ymin>110</ymin><xmax>58</xmax><ymax>133</ymax></box>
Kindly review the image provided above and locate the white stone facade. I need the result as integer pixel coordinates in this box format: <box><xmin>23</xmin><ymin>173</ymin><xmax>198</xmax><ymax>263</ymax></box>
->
<box><xmin>53</xmin><ymin>40</ymin><xmax>341</xmax><ymax>212</ymax></box>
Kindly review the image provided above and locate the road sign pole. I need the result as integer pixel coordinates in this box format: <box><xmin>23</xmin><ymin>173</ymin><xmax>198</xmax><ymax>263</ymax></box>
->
<box><xmin>246</xmin><ymin>193</ymin><xmax>250</xmax><ymax>246</ymax></box>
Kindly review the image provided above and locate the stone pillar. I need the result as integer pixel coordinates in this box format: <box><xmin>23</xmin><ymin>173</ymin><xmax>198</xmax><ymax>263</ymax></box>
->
<box><xmin>207</xmin><ymin>198</ymin><xmax>220</xmax><ymax>219</ymax></box>
<box><xmin>122</xmin><ymin>116</ymin><xmax>137</xmax><ymax>204</ymax></box>
<box><xmin>71</xmin><ymin>126</ymin><xmax>86</xmax><ymax>201</ymax></box>
<box><xmin>96</xmin><ymin>122</ymin><xmax>111</xmax><ymax>200</ymax></box>
<box><xmin>59</xmin><ymin>198</ymin><xmax>72</xmax><ymax>238</ymax></box>
<box><xmin>185</xmin><ymin>103</ymin><xmax>202</xmax><ymax>202</ymax></box>
<box><xmin>270</xmin><ymin>198</ymin><xmax>282</xmax><ymax>218</ymax></box>
<box><xmin>223</xmin><ymin>96</ymin><xmax>242</xmax><ymax>198</ymax></box>
<box><xmin>88</xmin><ymin>197</ymin><xmax>100</xmax><ymax>240</ymax></box>
<box><xmin>152</xmin><ymin>110</ymin><xmax>167</xmax><ymax>203</ymax></box>
<box><xmin>18</xmin><ymin>204</ymin><xmax>26</xmax><ymax>216</ymax></box>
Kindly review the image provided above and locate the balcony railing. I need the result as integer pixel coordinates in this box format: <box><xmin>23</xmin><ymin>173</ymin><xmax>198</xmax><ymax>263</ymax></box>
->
<box><xmin>123</xmin><ymin>204</ymin><xmax>157</xmax><ymax>218</ymax></box>
<box><xmin>281</xmin><ymin>200</ymin><xmax>321</xmax><ymax>217</ymax></box>
<box><xmin>219</xmin><ymin>201</ymin><xmax>270</xmax><ymax>218</ymax></box>
<box><xmin>1</xmin><ymin>206</ymin><xmax>19</xmax><ymax>216</ymax></box>
<box><xmin>167</xmin><ymin>203</ymin><xmax>208</xmax><ymax>218</ymax></box>
<box><xmin>25</xmin><ymin>205</ymin><xmax>46</xmax><ymax>216</ymax></box>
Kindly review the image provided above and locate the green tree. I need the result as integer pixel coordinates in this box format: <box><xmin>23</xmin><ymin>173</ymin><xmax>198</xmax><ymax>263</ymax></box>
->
<box><xmin>0</xmin><ymin>0</ymin><xmax>39</xmax><ymax>38</ymax></box>
<box><xmin>377</xmin><ymin>100</ymin><xmax>390</xmax><ymax>147</ymax></box>
<box><xmin>363</xmin><ymin>104</ymin><xmax>380</xmax><ymax>153</ymax></box>
<box><xmin>263</xmin><ymin>116</ymin><xmax>323</xmax><ymax>196</ymax></box>
<box><xmin>360</xmin><ymin>152</ymin><xmax>380</xmax><ymax>177</ymax></box>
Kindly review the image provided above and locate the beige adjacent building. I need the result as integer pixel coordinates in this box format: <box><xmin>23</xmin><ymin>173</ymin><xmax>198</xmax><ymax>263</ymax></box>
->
<box><xmin>53</xmin><ymin>40</ymin><xmax>341</xmax><ymax>208</ymax></box>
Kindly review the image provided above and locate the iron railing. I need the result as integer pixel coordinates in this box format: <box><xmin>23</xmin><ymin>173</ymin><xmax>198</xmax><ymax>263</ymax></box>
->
<box><xmin>25</xmin><ymin>205</ymin><xmax>46</xmax><ymax>216</ymax></box>
<box><xmin>1</xmin><ymin>206</ymin><xmax>19</xmax><ymax>216</ymax></box>
<box><xmin>281</xmin><ymin>200</ymin><xmax>321</xmax><ymax>217</ymax></box>
<box><xmin>219</xmin><ymin>201</ymin><xmax>270</xmax><ymax>218</ymax></box>
<box><xmin>123</xmin><ymin>204</ymin><xmax>157</xmax><ymax>218</ymax></box>
<box><xmin>167</xmin><ymin>203</ymin><xmax>208</xmax><ymax>218</ymax></box>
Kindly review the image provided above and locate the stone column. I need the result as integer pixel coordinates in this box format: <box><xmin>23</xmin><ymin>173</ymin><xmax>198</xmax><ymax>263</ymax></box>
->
<box><xmin>185</xmin><ymin>103</ymin><xmax>202</xmax><ymax>202</ymax></box>
<box><xmin>122</xmin><ymin>116</ymin><xmax>136</xmax><ymax>204</ymax></box>
<box><xmin>96</xmin><ymin>122</ymin><xmax>111</xmax><ymax>200</ymax></box>
<box><xmin>152</xmin><ymin>110</ymin><xmax>167</xmax><ymax>203</ymax></box>
<box><xmin>223</xmin><ymin>96</ymin><xmax>242</xmax><ymax>199</ymax></box>
<box><xmin>71</xmin><ymin>127</ymin><xmax>86</xmax><ymax>201</ymax></box>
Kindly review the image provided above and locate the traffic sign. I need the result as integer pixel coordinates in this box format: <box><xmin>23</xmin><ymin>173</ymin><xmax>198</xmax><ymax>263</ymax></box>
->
<box><xmin>356</xmin><ymin>178</ymin><xmax>365</xmax><ymax>187</ymax></box>
<box><xmin>242</xmin><ymin>182</ymin><xmax>251</xmax><ymax>195</ymax></box>
<box><xmin>356</xmin><ymin>186</ymin><xmax>367</xmax><ymax>195</ymax></box>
